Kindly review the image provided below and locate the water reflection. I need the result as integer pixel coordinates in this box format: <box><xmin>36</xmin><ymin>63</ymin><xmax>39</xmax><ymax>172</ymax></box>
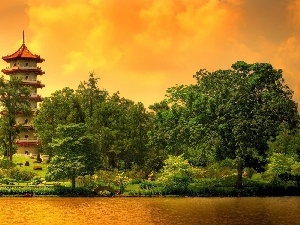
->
<box><xmin>0</xmin><ymin>197</ymin><xmax>299</xmax><ymax>225</ymax></box>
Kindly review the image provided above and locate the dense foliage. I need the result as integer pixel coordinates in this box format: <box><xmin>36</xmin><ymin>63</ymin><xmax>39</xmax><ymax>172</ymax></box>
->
<box><xmin>34</xmin><ymin>73</ymin><xmax>152</xmax><ymax>170</ymax></box>
<box><xmin>148</xmin><ymin>61</ymin><xmax>299</xmax><ymax>187</ymax></box>
<box><xmin>0</xmin><ymin>76</ymin><xmax>31</xmax><ymax>163</ymax></box>
<box><xmin>0</xmin><ymin>61</ymin><xmax>298</xmax><ymax>194</ymax></box>
<box><xmin>47</xmin><ymin>123</ymin><xmax>100</xmax><ymax>188</ymax></box>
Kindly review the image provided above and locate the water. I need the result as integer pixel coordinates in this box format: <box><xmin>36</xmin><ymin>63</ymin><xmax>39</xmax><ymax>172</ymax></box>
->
<box><xmin>0</xmin><ymin>197</ymin><xmax>299</xmax><ymax>225</ymax></box>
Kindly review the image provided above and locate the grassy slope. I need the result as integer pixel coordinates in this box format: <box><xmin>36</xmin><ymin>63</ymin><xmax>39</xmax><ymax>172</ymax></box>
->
<box><xmin>13</xmin><ymin>155</ymin><xmax>47</xmax><ymax>178</ymax></box>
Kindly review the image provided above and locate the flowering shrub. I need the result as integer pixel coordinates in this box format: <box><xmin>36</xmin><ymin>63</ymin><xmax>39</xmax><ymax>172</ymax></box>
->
<box><xmin>114</xmin><ymin>172</ymin><xmax>131</xmax><ymax>193</ymax></box>
<box><xmin>156</xmin><ymin>154</ymin><xmax>193</xmax><ymax>194</ymax></box>
<box><xmin>265</xmin><ymin>153</ymin><xmax>299</xmax><ymax>178</ymax></box>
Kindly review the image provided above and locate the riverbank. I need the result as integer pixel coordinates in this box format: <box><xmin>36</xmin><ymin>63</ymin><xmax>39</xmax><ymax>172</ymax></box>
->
<box><xmin>0</xmin><ymin>184</ymin><xmax>299</xmax><ymax>197</ymax></box>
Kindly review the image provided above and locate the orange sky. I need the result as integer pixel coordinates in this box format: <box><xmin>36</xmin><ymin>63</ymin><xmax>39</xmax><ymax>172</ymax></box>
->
<box><xmin>0</xmin><ymin>0</ymin><xmax>300</xmax><ymax>108</ymax></box>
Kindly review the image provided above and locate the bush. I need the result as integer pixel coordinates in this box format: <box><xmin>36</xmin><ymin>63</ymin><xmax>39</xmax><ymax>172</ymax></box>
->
<box><xmin>204</xmin><ymin>163</ymin><xmax>237</xmax><ymax>179</ymax></box>
<box><xmin>0</xmin><ymin>177</ymin><xmax>15</xmax><ymax>185</ymax></box>
<box><xmin>53</xmin><ymin>186</ymin><xmax>94</xmax><ymax>196</ymax></box>
<box><xmin>114</xmin><ymin>172</ymin><xmax>131</xmax><ymax>193</ymax></box>
<box><xmin>0</xmin><ymin>186</ymin><xmax>94</xmax><ymax>196</ymax></box>
<box><xmin>156</xmin><ymin>155</ymin><xmax>193</xmax><ymax>194</ymax></box>
<box><xmin>265</xmin><ymin>153</ymin><xmax>298</xmax><ymax>178</ymax></box>
<box><xmin>76</xmin><ymin>175</ymin><xmax>99</xmax><ymax>189</ymax></box>
<box><xmin>129</xmin><ymin>178</ymin><xmax>143</xmax><ymax>185</ymax></box>
<box><xmin>0</xmin><ymin>168</ymin><xmax>6</xmax><ymax>179</ymax></box>
<box><xmin>31</xmin><ymin>176</ymin><xmax>44</xmax><ymax>185</ymax></box>
<box><xmin>124</xmin><ymin>165</ymin><xmax>147</xmax><ymax>180</ymax></box>
<box><xmin>0</xmin><ymin>159</ymin><xmax>15</xmax><ymax>169</ymax></box>
<box><xmin>139</xmin><ymin>180</ymin><xmax>159</xmax><ymax>189</ymax></box>
<box><xmin>6</xmin><ymin>168</ymin><xmax>36</xmax><ymax>181</ymax></box>
<box><xmin>94</xmin><ymin>169</ymin><xmax>119</xmax><ymax>185</ymax></box>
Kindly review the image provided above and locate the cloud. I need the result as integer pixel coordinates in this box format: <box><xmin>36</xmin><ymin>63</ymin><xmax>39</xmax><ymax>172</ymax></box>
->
<box><xmin>1</xmin><ymin>0</ymin><xmax>299</xmax><ymax>107</ymax></box>
<box><xmin>25</xmin><ymin>0</ymin><xmax>241</xmax><ymax>105</ymax></box>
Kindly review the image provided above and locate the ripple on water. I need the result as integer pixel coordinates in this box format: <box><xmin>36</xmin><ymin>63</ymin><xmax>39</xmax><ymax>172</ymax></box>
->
<box><xmin>0</xmin><ymin>197</ymin><xmax>299</xmax><ymax>225</ymax></box>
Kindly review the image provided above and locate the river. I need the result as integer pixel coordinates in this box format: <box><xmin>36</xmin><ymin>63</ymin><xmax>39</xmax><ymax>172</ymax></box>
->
<box><xmin>0</xmin><ymin>197</ymin><xmax>299</xmax><ymax>225</ymax></box>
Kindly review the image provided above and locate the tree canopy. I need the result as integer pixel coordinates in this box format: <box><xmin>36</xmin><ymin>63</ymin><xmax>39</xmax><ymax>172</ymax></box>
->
<box><xmin>0</xmin><ymin>76</ymin><xmax>31</xmax><ymax>164</ymax></box>
<box><xmin>47</xmin><ymin>123</ymin><xmax>100</xmax><ymax>188</ymax></box>
<box><xmin>149</xmin><ymin>61</ymin><xmax>299</xmax><ymax>187</ymax></box>
<box><xmin>34</xmin><ymin>73</ymin><xmax>152</xmax><ymax>170</ymax></box>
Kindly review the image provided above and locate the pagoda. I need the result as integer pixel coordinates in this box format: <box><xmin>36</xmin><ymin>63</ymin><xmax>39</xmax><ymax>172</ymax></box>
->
<box><xmin>1</xmin><ymin>32</ymin><xmax>45</xmax><ymax>155</ymax></box>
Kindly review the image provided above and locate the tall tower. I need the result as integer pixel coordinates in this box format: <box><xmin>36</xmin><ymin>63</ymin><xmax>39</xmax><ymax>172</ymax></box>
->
<box><xmin>1</xmin><ymin>32</ymin><xmax>45</xmax><ymax>155</ymax></box>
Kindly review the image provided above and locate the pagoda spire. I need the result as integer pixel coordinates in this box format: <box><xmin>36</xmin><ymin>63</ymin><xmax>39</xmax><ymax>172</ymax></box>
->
<box><xmin>23</xmin><ymin>30</ymin><xmax>25</xmax><ymax>44</ymax></box>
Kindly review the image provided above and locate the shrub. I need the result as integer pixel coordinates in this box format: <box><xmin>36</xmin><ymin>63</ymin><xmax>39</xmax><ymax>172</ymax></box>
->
<box><xmin>76</xmin><ymin>175</ymin><xmax>95</xmax><ymax>188</ymax></box>
<box><xmin>0</xmin><ymin>186</ymin><xmax>94</xmax><ymax>196</ymax></box>
<box><xmin>6</xmin><ymin>168</ymin><xmax>36</xmax><ymax>181</ymax></box>
<box><xmin>129</xmin><ymin>178</ymin><xmax>143</xmax><ymax>185</ymax></box>
<box><xmin>265</xmin><ymin>153</ymin><xmax>298</xmax><ymax>178</ymax></box>
<box><xmin>124</xmin><ymin>164</ymin><xmax>147</xmax><ymax>180</ymax></box>
<box><xmin>53</xmin><ymin>186</ymin><xmax>94</xmax><ymax>196</ymax></box>
<box><xmin>114</xmin><ymin>172</ymin><xmax>131</xmax><ymax>193</ymax></box>
<box><xmin>0</xmin><ymin>159</ymin><xmax>15</xmax><ymax>169</ymax></box>
<box><xmin>156</xmin><ymin>155</ymin><xmax>193</xmax><ymax>194</ymax></box>
<box><xmin>31</xmin><ymin>176</ymin><xmax>44</xmax><ymax>185</ymax></box>
<box><xmin>0</xmin><ymin>168</ymin><xmax>6</xmax><ymax>179</ymax></box>
<box><xmin>139</xmin><ymin>180</ymin><xmax>159</xmax><ymax>189</ymax></box>
<box><xmin>94</xmin><ymin>169</ymin><xmax>119</xmax><ymax>185</ymax></box>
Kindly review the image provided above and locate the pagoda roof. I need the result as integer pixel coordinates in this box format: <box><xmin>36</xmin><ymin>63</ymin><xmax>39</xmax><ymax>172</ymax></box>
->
<box><xmin>2</xmin><ymin>44</ymin><xmax>44</xmax><ymax>63</ymax></box>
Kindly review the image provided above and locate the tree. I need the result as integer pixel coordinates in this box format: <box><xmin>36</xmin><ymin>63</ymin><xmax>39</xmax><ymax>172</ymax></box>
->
<box><xmin>196</xmin><ymin>61</ymin><xmax>299</xmax><ymax>188</ymax></box>
<box><xmin>149</xmin><ymin>61</ymin><xmax>299</xmax><ymax>188</ymax></box>
<box><xmin>88</xmin><ymin>92</ymin><xmax>152</xmax><ymax>169</ymax></box>
<box><xmin>0</xmin><ymin>76</ymin><xmax>31</xmax><ymax>165</ymax></box>
<box><xmin>47</xmin><ymin>123</ymin><xmax>100</xmax><ymax>188</ymax></box>
<box><xmin>34</xmin><ymin>74</ymin><xmax>152</xmax><ymax>170</ymax></box>
<box><xmin>33</xmin><ymin>87</ymin><xmax>83</xmax><ymax>159</ymax></box>
<box><xmin>76</xmin><ymin>72</ymin><xmax>108</xmax><ymax>119</ymax></box>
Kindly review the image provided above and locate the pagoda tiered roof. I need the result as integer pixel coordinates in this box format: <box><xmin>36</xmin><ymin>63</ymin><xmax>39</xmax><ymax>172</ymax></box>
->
<box><xmin>16</xmin><ymin>138</ymin><xmax>39</xmax><ymax>147</ymax></box>
<box><xmin>1</xmin><ymin>66</ymin><xmax>45</xmax><ymax>75</ymax></box>
<box><xmin>21</xmin><ymin>80</ymin><xmax>45</xmax><ymax>88</ymax></box>
<box><xmin>2</xmin><ymin>44</ymin><xmax>44</xmax><ymax>63</ymax></box>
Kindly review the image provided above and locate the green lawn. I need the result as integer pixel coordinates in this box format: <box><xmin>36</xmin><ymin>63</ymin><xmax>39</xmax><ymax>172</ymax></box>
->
<box><xmin>13</xmin><ymin>155</ymin><xmax>48</xmax><ymax>178</ymax></box>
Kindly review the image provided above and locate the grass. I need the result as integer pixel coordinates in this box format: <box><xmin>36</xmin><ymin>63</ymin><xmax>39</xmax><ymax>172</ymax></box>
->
<box><xmin>12</xmin><ymin>155</ymin><xmax>48</xmax><ymax>178</ymax></box>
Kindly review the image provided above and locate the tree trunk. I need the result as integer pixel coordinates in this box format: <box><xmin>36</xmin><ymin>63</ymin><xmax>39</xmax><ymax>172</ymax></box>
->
<box><xmin>236</xmin><ymin>160</ymin><xmax>243</xmax><ymax>189</ymax></box>
<box><xmin>8</xmin><ymin>138</ymin><xmax>13</xmax><ymax>168</ymax></box>
<box><xmin>71</xmin><ymin>176</ymin><xmax>76</xmax><ymax>189</ymax></box>
<box><xmin>71</xmin><ymin>169</ymin><xmax>76</xmax><ymax>189</ymax></box>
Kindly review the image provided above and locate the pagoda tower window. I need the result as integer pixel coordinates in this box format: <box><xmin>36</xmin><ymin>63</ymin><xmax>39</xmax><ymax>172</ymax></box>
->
<box><xmin>25</xmin><ymin>134</ymin><xmax>29</xmax><ymax>138</ymax></box>
<box><xmin>25</xmin><ymin>62</ymin><xmax>28</xmax><ymax>67</ymax></box>
<box><xmin>24</xmin><ymin>119</ymin><xmax>28</xmax><ymax>124</ymax></box>
<box><xmin>25</xmin><ymin>75</ymin><xmax>28</xmax><ymax>80</ymax></box>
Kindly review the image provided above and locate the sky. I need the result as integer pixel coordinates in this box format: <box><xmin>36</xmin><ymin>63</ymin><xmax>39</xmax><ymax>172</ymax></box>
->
<box><xmin>0</xmin><ymin>0</ymin><xmax>300</xmax><ymax>108</ymax></box>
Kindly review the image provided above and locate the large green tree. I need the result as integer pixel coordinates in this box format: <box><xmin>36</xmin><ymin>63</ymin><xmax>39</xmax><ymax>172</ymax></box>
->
<box><xmin>47</xmin><ymin>123</ymin><xmax>100</xmax><ymax>188</ymax></box>
<box><xmin>0</xmin><ymin>76</ymin><xmax>31</xmax><ymax>164</ymax></box>
<box><xmin>34</xmin><ymin>74</ymin><xmax>152</xmax><ymax>170</ymax></box>
<box><xmin>33</xmin><ymin>87</ymin><xmax>84</xmax><ymax>159</ymax></box>
<box><xmin>89</xmin><ymin>92</ymin><xmax>152</xmax><ymax>169</ymax></box>
<box><xmin>149</xmin><ymin>61</ymin><xmax>299</xmax><ymax>188</ymax></box>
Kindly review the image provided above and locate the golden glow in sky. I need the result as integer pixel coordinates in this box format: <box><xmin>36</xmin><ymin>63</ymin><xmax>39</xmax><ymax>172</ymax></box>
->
<box><xmin>0</xmin><ymin>0</ymin><xmax>300</xmax><ymax>107</ymax></box>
